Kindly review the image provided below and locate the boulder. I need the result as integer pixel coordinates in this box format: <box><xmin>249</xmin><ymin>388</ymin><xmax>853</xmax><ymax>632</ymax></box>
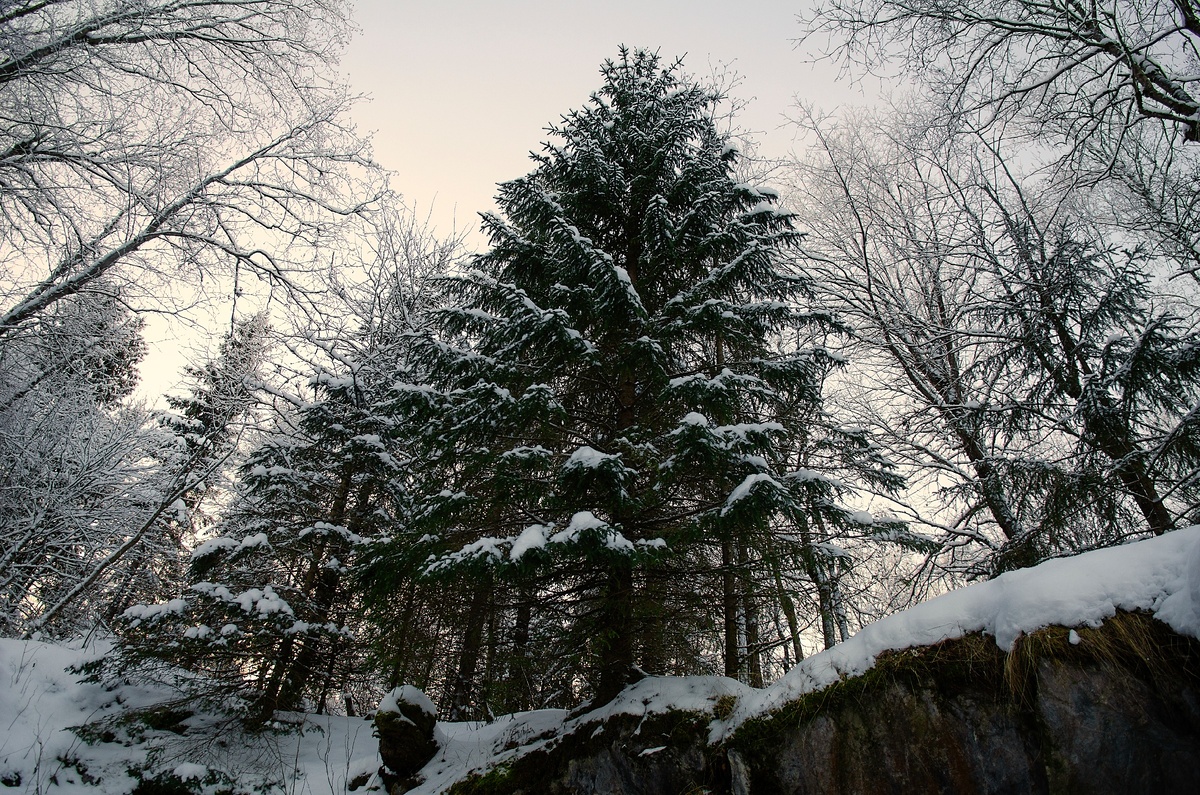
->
<box><xmin>374</xmin><ymin>686</ymin><xmax>438</xmax><ymax>794</ymax></box>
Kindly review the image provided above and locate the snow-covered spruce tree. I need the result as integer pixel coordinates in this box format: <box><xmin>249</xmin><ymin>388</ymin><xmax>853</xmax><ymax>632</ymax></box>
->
<box><xmin>366</xmin><ymin>49</ymin><xmax>904</xmax><ymax>708</ymax></box>
<box><xmin>122</xmin><ymin>359</ymin><xmax>408</xmax><ymax>720</ymax></box>
<box><xmin>97</xmin><ymin>315</ymin><xmax>273</xmax><ymax>621</ymax></box>
<box><xmin>163</xmin><ymin>315</ymin><xmax>269</xmax><ymax>478</ymax></box>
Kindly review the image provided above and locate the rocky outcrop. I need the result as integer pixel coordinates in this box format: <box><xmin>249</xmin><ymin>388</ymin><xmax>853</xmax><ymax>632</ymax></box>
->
<box><xmin>1035</xmin><ymin>660</ymin><xmax>1200</xmax><ymax>793</ymax></box>
<box><xmin>731</xmin><ymin>614</ymin><xmax>1200</xmax><ymax>793</ymax></box>
<box><xmin>375</xmin><ymin>687</ymin><xmax>439</xmax><ymax>794</ymax></box>
<box><xmin>446</xmin><ymin>711</ymin><xmax>723</xmax><ymax>795</ymax></box>
<box><xmin>448</xmin><ymin>612</ymin><xmax>1200</xmax><ymax>794</ymax></box>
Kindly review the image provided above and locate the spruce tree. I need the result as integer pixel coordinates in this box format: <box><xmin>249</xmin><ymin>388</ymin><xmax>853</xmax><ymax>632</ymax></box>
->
<box><xmin>986</xmin><ymin>229</ymin><xmax>1200</xmax><ymax>551</ymax></box>
<box><xmin>121</xmin><ymin>361</ymin><xmax>408</xmax><ymax>719</ymax></box>
<box><xmin>369</xmin><ymin>49</ymin><xmax>902</xmax><ymax>707</ymax></box>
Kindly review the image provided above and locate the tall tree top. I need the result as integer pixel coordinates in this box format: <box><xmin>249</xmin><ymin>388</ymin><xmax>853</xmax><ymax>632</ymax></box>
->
<box><xmin>441</xmin><ymin>48</ymin><xmax>805</xmax><ymax>394</ymax></box>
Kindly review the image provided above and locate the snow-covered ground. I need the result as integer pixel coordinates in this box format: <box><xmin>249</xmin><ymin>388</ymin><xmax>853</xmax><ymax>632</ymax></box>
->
<box><xmin>3</xmin><ymin>526</ymin><xmax>1198</xmax><ymax>794</ymax></box>
<box><xmin>0</xmin><ymin>639</ymin><xmax>379</xmax><ymax>795</ymax></box>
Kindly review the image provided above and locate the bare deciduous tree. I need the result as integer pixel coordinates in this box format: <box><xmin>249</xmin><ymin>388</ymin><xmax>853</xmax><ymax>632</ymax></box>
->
<box><xmin>789</xmin><ymin>106</ymin><xmax>1200</xmax><ymax>575</ymax></box>
<box><xmin>0</xmin><ymin>0</ymin><xmax>384</xmax><ymax>340</ymax></box>
<box><xmin>803</xmin><ymin>0</ymin><xmax>1200</xmax><ymax>143</ymax></box>
<box><xmin>0</xmin><ymin>0</ymin><xmax>400</xmax><ymax>639</ymax></box>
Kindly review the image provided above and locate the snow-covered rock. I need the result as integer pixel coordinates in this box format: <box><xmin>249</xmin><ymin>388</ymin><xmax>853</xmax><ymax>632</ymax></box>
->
<box><xmin>726</xmin><ymin>524</ymin><xmax>1200</xmax><ymax>731</ymax></box>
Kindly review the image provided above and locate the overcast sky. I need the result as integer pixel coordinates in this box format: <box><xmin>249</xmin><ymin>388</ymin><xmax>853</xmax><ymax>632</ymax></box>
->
<box><xmin>340</xmin><ymin>0</ymin><xmax>871</xmax><ymax>245</ymax></box>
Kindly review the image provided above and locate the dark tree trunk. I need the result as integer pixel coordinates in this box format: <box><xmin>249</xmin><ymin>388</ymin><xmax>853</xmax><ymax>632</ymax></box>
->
<box><xmin>722</xmin><ymin>537</ymin><xmax>739</xmax><ymax>679</ymax></box>
<box><xmin>1086</xmin><ymin>423</ymin><xmax>1174</xmax><ymax>536</ymax></box>
<box><xmin>508</xmin><ymin>588</ymin><xmax>533</xmax><ymax>712</ymax></box>
<box><xmin>258</xmin><ymin>471</ymin><xmax>372</xmax><ymax>719</ymax></box>
<box><xmin>448</xmin><ymin>574</ymin><xmax>492</xmax><ymax>721</ymax></box>
<box><xmin>771</xmin><ymin>552</ymin><xmax>804</xmax><ymax>664</ymax></box>
<box><xmin>738</xmin><ymin>539</ymin><xmax>764</xmax><ymax>688</ymax></box>
<box><xmin>797</xmin><ymin>514</ymin><xmax>838</xmax><ymax>651</ymax></box>
<box><xmin>594</xmin><ymin>562</ymin><xmax>634</xmax><ymax>706</ymax></box>
<box><xmin>387</xmin><ymin>580</ymin><xmax>419</xmax><ymax>689</ymax></box>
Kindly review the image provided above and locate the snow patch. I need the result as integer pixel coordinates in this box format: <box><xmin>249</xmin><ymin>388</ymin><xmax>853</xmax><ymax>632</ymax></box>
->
<box><xmin>564</xmin><ymin>446</ymin><xmax>618</xmax><ymax>470</ymax></box>
<box><xmin>723</xmin><ymin>473</ymin><xmax>781</xmax><ymax>514</ymax></box>
<box><xmin>510</xmin><ymin>524</ymin><xmax>551</xmax><ymax>560</ymax></box>
<box><xmin>172</xmin><ymin>763</ymin><xmax>207</xmax><ymax>781</ymax></box>
<box><xmin>379</xmin><ymin>685</ymin><xmax>437</xmax><ymax>717</ymax></box>
<box><xmin>0</xmin><ymin>639</ymin><xmax>380</xmax><ymax>795</ymax></box>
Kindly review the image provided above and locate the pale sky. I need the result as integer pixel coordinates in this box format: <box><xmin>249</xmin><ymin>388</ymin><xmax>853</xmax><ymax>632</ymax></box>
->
<box><xmin>141</xmin><ymin>1</ymin><xmax>873</xmax><ymax>400</ymax></box>
<box><xmin>340</xmin><ymin>0</ymin><xmax>866</xmax><ymax>246</ymax></box>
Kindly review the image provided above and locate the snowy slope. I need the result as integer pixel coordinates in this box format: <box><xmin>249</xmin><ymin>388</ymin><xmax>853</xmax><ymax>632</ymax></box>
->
<box><xmin>1</xmin><ymin>638</ymin><xmax>151</xmax><ymax>795</ymax></box>
<box><xmin>0</xmin><ymin>639</ymin><xmax>380</xmax><ymax>795</ymax></box>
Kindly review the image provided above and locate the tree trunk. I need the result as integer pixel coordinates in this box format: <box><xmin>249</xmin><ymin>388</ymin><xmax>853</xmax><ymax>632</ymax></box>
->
<box><xmin>260</xmin><ymin>469</ymin><xmax>372</xmax><ymax>718</ymax></box>
<box><xmin>1033</xmin><ymin>299</ymin><xmax>1174</xmax><ymax>537</ymax></box>
<box><xmin>594</xmin><ymin>561</ymin><xmax>634</xmax><ymax>705</ymax></box>
<box><xmin>771</xmin><ymin>553</ymin><xmax>804</xmax><ymax>663</ymax></box>
<box><xmin>722</xmin><ymin>536</ymin><xmax>739</xmax><ymax>679</ymax></box>
<box><xmin>482</xmin><ymin>589</ymin><xmax>499</xmax><ymax>719</ymax></box>
<box><xmin>1086</xmin><ymin>423</ymin><xmax>1174</xmax><ymax>536</ymax></box>
<box><xmin>387</xmin><ymin>580</ymin><xmax>419</xmax><ymax>689</ymax></box>
<box><xmin>738</xmin><ymin>540</ymin><xmax>764</xmax><ymax>688</ymax></box>
<box><xmin>795</xmin><ymin>513</ymin><xmax>838</xmax><ymax>651</ymax></box>
<box><xmin>508</xmin><ymin>588</ymin><xmax>533</xmax><ymax>712</ymax></box>
<box><xmin>448</xmin><ymin>574</ymin><xmax>492</xmax><ymax>721</ymax></box>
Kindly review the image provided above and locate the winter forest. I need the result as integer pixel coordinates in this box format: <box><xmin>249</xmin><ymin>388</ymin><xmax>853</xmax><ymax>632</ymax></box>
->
<box><xmin>3</xmin><ymin>0</ymin><xmax>1200</xmax><ymax>792</ymax></box>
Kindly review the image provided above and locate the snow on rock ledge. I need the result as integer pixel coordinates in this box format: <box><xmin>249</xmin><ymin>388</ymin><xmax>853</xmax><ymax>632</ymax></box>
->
<box><xmin>413</xmin><ymin>528</ymin><xmax>1200</xmax><ymax>792</ymax></box>
<box><xmin>726</xmin><ymin>524</ymin><xmax>1200</xmax><ymax>732</ymax></box>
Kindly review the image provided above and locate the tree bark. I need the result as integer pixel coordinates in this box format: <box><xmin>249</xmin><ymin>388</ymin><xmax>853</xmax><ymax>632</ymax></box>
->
<box><xmin>738</xmin><ymin>539</ymin><xmax>764</xmax><ymax>688</ymax></box>
<box><xmin>722</xmin><ymin>537</ymin><xmax>740</xmax><ymax>678</ymax></box>
<box><xmin>508</xmin><ymin>588</ymin><xmax>533</xmax><ymax>712</ymax></box>
<box><xmin>594</xmin><ymin>562</ymin><xmax>635</xmax><ymax>705</ymax></box>
<box><xmin>772</xmin><ymin>555</ymin><xmax>804</xmax><ymax>664</ymax></box>
<box><xmin>448</xmin><ymin>574</ymin><xmax>492</xmax><ymax>721</ymax></box>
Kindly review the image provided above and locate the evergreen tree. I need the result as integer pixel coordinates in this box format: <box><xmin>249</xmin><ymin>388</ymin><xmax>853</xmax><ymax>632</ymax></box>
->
<box><xmin>116</xmin><ymin>208</ymin><xmax>459</xmax><ymax>722</ymax></box>
<box><xmin>985</xmin><ymin>225</ymin><xmax>1200</xmax><ymax>550</ymax></box>
<box><xmin>367</xmin><ymin>49</ymin><xmax>903</xmax><ymax>708</ymax></box>
<box><xmin>1</xmin><ymin>287</ymin><xmax>146</xmax><ymax>415</ymax></box>
<box><xmin>121</xmin><ymin>358</ymin><xmax>409</xmax><ymax>719</ymax></box>
<box><xmin>43</xmin><ymin>291</ymin><xmax>147</xmax><ymax>409</ymax></box>
<box><xmin>93</xmin><ymin>316</ymin><xmax>275</xmax><ymax>624</ymax></box>
<box><xmin>164</xmin><ymin>316</ymin><xmax>269</xmax><ymax>460</ymax></box>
